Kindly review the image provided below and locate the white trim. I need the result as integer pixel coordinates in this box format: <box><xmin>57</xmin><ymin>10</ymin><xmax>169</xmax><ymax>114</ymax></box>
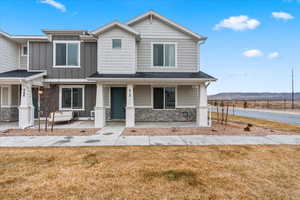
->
<box><xmin>151</xmin><ymin>42</ymin><xmax>177</xmax><ymax>68</ymax></box>
<box><xmin>151</xmin><ymin>86</ymin><xmax>177</xmax><ymax>110</ymax></box>
<box><xmin>53</xmin><ymin>40</ymin><xmax>81</xmax><ymax>68</ymax></box>
<box><xmin>44</xmin><ymin>79</ymin><xmax>96</xmax><ymax>83</ymax></box>
<box><xmin>27</xmin><ymin>40</ymin><xmax>30</xmax><ymax>71</ymax></box>
<box><xmin>21</xmin><ymin>44</ymin><xmax>28</xmax><ymax>56</ymax></box>
<box><xmin>59</xmin><ymin>85</ymin><xmax>85</xmax><ymax>111</ymax></box>
<box><xmin>90</xmin><ymin>20</ymin><xmax>140</xmax><ymax>36</ymax></box>
<box><xmin>126</xmin><ymin>10</ymin><xmax>206</xmax><ymax>41</ymax></box>
<box><xmin>112</xmin><ymin>38</ymin><xmax>122</xmax><ymax>49</ymax></box>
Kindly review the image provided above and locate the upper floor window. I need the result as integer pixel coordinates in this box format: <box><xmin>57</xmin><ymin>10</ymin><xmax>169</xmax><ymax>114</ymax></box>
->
<box><xmin>21</xmin><ymin>45</ymin><xmax>27</xmax><ymax>56</ymax></box>
<box><xmin>152</xmin><ymin>43</ymin><xmax>176</xmax><ymax>67</ymax></box>
<box><xmin>53</xmin><ymin>41</ymin><xmax>80</xmax><ymax>68</ymax></box>
<box><xmin>112</xmin><ymin>39</ymin><xmax>122</xmax><ymax>49</ymax></box>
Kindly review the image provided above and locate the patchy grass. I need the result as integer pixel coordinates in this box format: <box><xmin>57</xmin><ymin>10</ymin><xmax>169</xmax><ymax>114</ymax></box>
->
<box><xmin>0</xmin><ymin>146</ymin><xmax>300</xmax><ymax>199</ymax></box>
<box><xmin>212</xmin><ymin>112</ymin><xmax>300</xmax><ymax>133</ymax></box>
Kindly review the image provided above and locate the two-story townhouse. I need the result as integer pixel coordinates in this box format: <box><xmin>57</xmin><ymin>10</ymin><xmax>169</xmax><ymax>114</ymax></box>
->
<box><xmin>0</xmin><ymin>10</ymin><xmax>216</xmax><ymax>129</ymax></box>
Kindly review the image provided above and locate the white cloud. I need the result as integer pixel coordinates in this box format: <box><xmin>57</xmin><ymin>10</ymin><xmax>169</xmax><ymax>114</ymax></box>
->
<box><xmin>272</xmin><ymin>12</ymin><xmax>294</xmax><ymax>20</ymax></box>
<box><xmin>242</xmin><ymin>49</ymin><xmax>264</xmax><ymax>58</ymax></box>
<box><xmin>214</xmin><ymin>15</ymin><xmax>260</xmax><ymax>31</ymax></box>
<box><xmin>40</xmin><ymin>0</ymin><xmax>66</xmax><ymax>12</ymax></box>
<box><xmin>268</xmin><ymin>52</ymin><xmax>280</xmax><ymax>59</ymax></box>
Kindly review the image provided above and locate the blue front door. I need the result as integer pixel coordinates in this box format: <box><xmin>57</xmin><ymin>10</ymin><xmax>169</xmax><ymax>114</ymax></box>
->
<box><xmin>111</xmin><ymin>87</ymin><xmax>126</xmax><ymax>119</ymax></box>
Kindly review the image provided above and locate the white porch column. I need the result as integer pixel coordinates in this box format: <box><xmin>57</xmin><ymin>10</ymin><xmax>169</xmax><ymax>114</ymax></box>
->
<box><xmin>19</xmin><ymin>81</ymin><xmax>34</xmax><ymax>129</ymax></box>
<box><xmin>196</xmin><ymin>83</ymin><xmax>208</xmax><ymax>127</ymax></box>
<box><xmin>94</xmin><ymin>83</ymin><xmax>106</xmax><ymax>128</ymax></box>
<box><xmin>126</xmin><ymin>84</ymin><xmax>135</xmax><ymax>127</ymax></box>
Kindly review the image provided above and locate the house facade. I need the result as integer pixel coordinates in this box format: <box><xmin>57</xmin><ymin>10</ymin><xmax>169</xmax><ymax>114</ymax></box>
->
<box><xmin>0</xmin><ymin>11</ymin><xmax>216</xmax><ymax>129</ymax></box>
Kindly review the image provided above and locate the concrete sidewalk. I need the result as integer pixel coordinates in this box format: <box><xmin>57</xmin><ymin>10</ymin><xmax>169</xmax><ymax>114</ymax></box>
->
<box><xmin>0</xmin><ymin>134</ymin><xmax>299</xmax><ymax>147</ymax></box>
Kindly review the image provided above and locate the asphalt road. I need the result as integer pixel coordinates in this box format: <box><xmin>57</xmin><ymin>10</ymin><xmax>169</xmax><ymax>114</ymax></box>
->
<box><xmin>212</xmin><ymin>107</ymin><xmax>300</xmax><ymax>125</ymax></box>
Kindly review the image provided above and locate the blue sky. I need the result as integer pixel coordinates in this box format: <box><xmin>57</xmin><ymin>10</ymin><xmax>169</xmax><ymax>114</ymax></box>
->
<box><xmin>0</xmin><ymin>0</ymin><xmax>299</xmax><ymax>94</ymax></box>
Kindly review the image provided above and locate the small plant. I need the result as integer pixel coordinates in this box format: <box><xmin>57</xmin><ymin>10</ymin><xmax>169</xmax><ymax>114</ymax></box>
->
<box><xmin>243</xmin><ymin>101</ymin><xmax>248</xmax><ymax>108</ymax></box>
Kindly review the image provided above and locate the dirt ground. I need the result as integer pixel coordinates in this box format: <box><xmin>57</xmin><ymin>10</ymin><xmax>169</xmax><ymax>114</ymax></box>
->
<box><xmin>123</xmin><ymin>121</ymin><xmax>295</xmax><ymax>136</ymax></box>
<box><xmin>0</xmin><ymin>128</ymin><xmax>100</xmax><ymax>136</ymax></box>
<box><xmin>0</xmin><ymin>146</ymin><xmax>299</xmax><ymax>200</ymax></box>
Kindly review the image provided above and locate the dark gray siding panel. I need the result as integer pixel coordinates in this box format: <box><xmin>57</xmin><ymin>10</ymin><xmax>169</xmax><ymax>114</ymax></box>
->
<box><xmin>29</xmin><ymin>42</ymin><xmax>97</xmax><ymax>79</ymax></box>
<box><xmin>52</xmin><ymin>35</ymin><xmax>80</xmax><ymax>40</ymax></box>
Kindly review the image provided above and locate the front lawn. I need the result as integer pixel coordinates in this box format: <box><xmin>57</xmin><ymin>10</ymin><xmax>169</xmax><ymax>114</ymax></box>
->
<box><xmin>0</xmin><ymin>146</ymin><xmax>300</xmax><ymax>199</ymax></box>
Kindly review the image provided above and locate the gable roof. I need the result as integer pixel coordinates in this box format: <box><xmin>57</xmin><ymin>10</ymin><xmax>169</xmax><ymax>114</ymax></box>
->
<box><xmin>126</xmin><ymin>10</ymin><xmax>206</xmax><ymax>41</ymax></box>
<box><xmin>90</xmin><ymin>20</ymin><xmax>140</xmax><ymax>36</ymax></box>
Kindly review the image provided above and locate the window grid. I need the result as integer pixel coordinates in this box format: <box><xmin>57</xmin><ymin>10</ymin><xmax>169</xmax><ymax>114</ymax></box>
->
<box><xmin>153</xmin><ymin>87</ymin><xmax>176</xmax><ymax>110</ymax></box>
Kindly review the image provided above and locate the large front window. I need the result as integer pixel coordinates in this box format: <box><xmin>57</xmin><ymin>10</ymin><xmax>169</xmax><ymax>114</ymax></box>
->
<box><xmin>54</xmin><ymin>41</ymin><xmax>80</xmax><ymax>67</ymax></box>
<box><xmin>60</xmin><ymin>86</ymin><xmax>84</xmax><ymax>110</ymax></box>
<box><xmin>153</xmin><ymin>43</ymin><xmax>176</xmax><ymax>67</ymax></box>
<box><xmin>153</xmin><ymin>87</ymin><xmax>176</xmax><ymax>109</ymax></box>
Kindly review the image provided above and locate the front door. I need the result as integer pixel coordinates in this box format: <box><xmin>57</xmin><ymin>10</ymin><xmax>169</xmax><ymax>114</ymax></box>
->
<box><xmin>111</xmin><ymin>87</ymin><xmax>126</xmax><ymax>120</ymax></box>
<box><xmin>32</xmin><ymin>88</ymin><xmax>39</xmax><ymax>119</ymax></box>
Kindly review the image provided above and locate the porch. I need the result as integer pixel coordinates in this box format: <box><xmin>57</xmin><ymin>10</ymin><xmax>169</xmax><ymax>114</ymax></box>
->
<box><xmin>0</xmin><ymin>70</ymin><xmax>46</xmax><ymax>129</ymax></box>
<box><xmin>94</xmin><ymin>82</ymin><xmax>211</xmax><ymax>128</ymax></box>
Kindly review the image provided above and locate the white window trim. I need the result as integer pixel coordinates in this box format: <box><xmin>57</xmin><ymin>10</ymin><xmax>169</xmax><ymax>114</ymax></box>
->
<box><xmin>59</xmin><ymin>85</ymin><xmax>85</xmax><ymax>111</ymax></box>
<box><xmin>21</xmin><ymin>44</ymin><xmax>28</xmax><ymax>56</ymax></box>
<box><xmin>112</xmin><ymin>39</ymin><xmax>122</xmax><ymax>49</ymax></box>
<box><xmin>151</xmin><ymin>86</ymin><xmax>177</xmax><ymax>110</ymax></box>
<box><xmin>151</xmin><ymin>42</ymin><xmax>177</xmax><ymax>68</ymax></box>
<box><xmin>53</xmin><ymin>40</ymin><xmax>81</xmax><ymax>68</ymax></box>
<box><xmin>0</xmin><ymin>86</ymin><xmax>12</xmax><ymax>108</ymax></box>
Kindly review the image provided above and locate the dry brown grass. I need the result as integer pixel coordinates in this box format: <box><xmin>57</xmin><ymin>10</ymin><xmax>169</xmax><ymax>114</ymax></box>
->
<box><xmin>212</xmin><ymin>112</ymin><xmax>300</xmax><ymax>134</ymax></box>
<box><xmin>1</xmin><ymin>146</ymin><xmax>300</xmax><ymax>200</ymax></box>
<box><xmin>123</xmin><ymin>121</ymin><xmax>295</xmax><ymax>136</ymax></box>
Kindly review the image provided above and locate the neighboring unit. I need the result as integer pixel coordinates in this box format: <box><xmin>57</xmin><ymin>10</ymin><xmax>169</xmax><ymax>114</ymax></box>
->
<box><xmin>0</xmin><ymin>10</ymin><xmax>216</xmax><ymax>129</ymax></box>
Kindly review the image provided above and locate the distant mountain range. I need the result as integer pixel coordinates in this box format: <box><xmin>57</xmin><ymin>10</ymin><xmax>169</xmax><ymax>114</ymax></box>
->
<box><xmin>208</xmin><ymin>92</ymin><xmax>300</xmax><ymax>101</ymax></box>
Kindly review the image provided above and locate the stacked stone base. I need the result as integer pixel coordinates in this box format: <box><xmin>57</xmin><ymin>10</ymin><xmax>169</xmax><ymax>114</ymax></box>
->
<box><xmin>0</xmin><ymin>107</ymin><xmax>19</xmax><ymax>122</ymax></box>
<box><xmin>105</xmin><ymin>108</ymin><xmax>196</xmax><ymax>122</ymax></box>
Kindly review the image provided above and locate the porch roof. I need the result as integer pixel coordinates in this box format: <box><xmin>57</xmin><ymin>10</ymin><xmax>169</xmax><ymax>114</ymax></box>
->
<box><xmin>88</xmin><ymin>71</ymin><xmax>216</xmax><ymax>81</ymax></box>
<box><xmin>0</xmin><ymin>70</ymin><xmax>46</xmax><ymax>82</ymax></box>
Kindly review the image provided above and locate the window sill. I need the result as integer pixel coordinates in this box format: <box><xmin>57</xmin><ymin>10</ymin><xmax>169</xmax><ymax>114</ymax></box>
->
<box><xmin>151</xmin><ymin>66</ymin><xmax>177</xmax><ymax>68</ymax></box>
<box><xmin>53</xmin><ymin>66</ymin><xmax>81</xmax><ymax>69</ymax></box>
<box><xmin>152</xmin><ymin>108</ymin><xmax>176</xmax><ymax>110</ymax></box>
<box><xmin>59</xmin><ymin>108</ymin><xmax>84</xmax><ymax>111</ymax></box>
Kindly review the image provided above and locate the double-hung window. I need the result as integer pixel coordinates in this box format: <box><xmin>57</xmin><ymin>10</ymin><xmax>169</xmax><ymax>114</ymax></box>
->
<box><xmin>152</xmin><ymin>43</ymin><xmax>176</xmax><ymax>67</ymax></box>
<box><xmin>153</xmin><ymin>87</ymin><xmax>176</xmax><ymax>109</ymax></box>
<box><xmin>60</xmin><ymin>86</ymin><xmax>84</xmax><ymax>110</ymax></box>
<box><xmin>54</xmin><ymin>41</ymin><xmax>80</xmax><ymax>67</ymax></box>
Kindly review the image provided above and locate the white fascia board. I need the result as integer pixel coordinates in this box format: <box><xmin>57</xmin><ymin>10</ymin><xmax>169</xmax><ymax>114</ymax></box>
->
<box><xmin>44</xmin><ymin>79</ymin><xmax>96</xmax><ymax>83</ymax></box>
<box><xmin>126</xmin><ymin>10</ymin><xmax>206</xmax><ymax>41</ymax></box>
<box><xmin>87</xmin><ymin>77</ymin><xmax>216</xmax><ymax>83</ymax></box>
<box><xmin>90</xmin><ymin>20</ymin><xmax>140</xmax><ymax>36</ymax></box>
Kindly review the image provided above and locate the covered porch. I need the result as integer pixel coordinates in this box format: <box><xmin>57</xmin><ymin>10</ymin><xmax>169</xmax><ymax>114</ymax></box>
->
<box><xmin>0</xmin><ymin>70</ymin><xmax>46</xmax><ymax>129</ymax></box>
<box><xmin>90</xmin><ymin>72</ymin><xmax>216</xmax><ymax>128</ymax></box>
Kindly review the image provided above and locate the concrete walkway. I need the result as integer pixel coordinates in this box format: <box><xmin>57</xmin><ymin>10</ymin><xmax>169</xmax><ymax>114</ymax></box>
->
<box><xmin>0</xmin><ymin>134</ymin><xmax>300</xmax><ymax>147</ymax></box>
